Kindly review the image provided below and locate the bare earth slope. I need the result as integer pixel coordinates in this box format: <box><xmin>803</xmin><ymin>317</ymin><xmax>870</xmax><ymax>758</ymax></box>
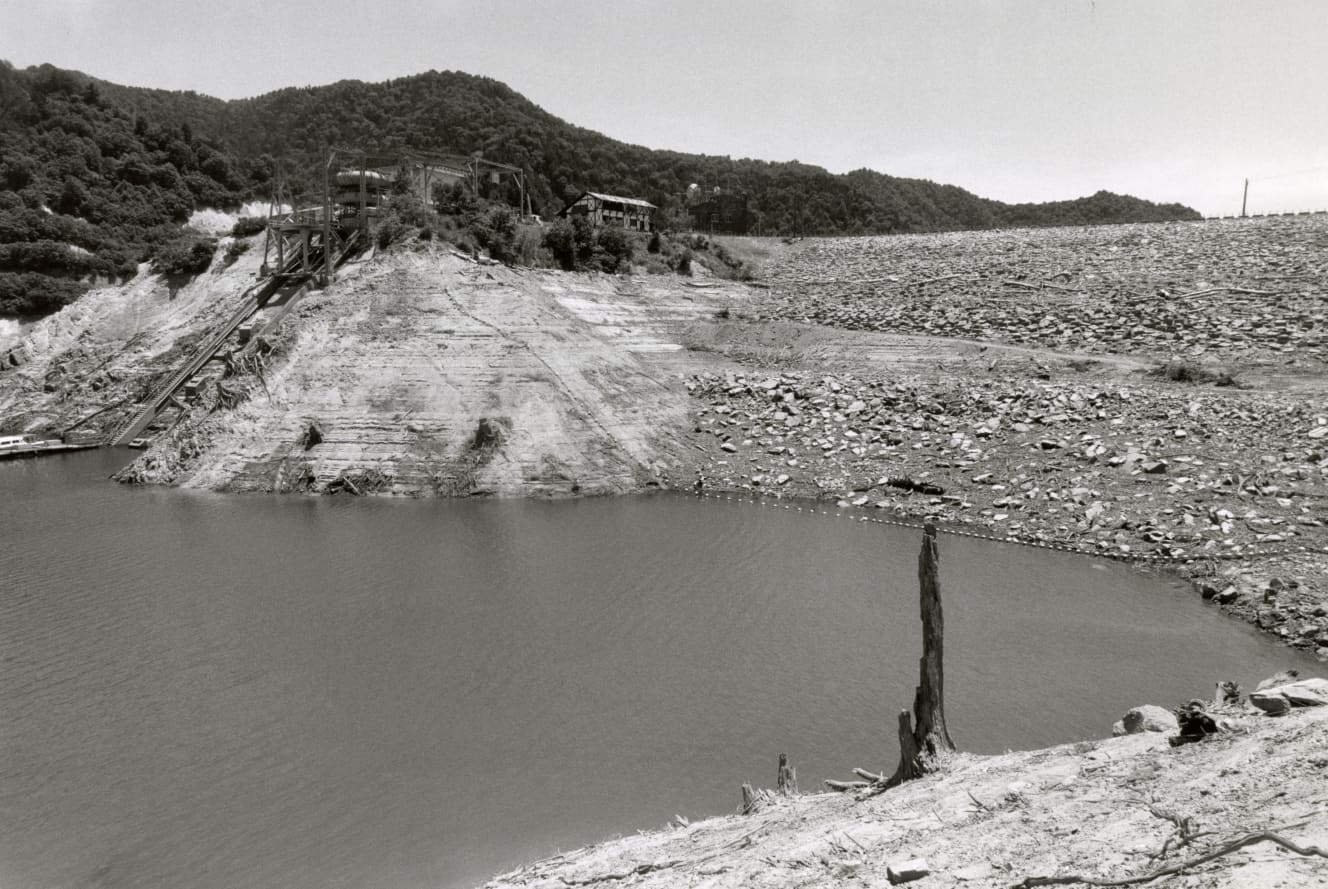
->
<box><xmin>118</xmin><ymin>247</ymin><xmax>755</xmax><ymax>496</ymax></box>
<box><xmin>481</xmin><ymin>705</ymin><xmax>1328</xmax><ymax>889</ymax></box>
<box><xmin>0</xmin><ymin>238</ymin><xmax>268</xmax><ymax>439</ymax></box>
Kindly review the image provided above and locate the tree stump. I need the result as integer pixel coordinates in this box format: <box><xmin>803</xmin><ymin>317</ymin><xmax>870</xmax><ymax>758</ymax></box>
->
<box><xmin>301</xmin><ymin>419</ymin><xmax>324</xmax><ymax>450</ymax></box>
<box><xmin>888</xmin><ymin>523</ymin><xmax>956</xmax><ymax>786</ymax></box>
<box><xmin>776</xmin><ymin>753</ymin><xmax>797</xmax><ymax>796</ymax></box>
<box><xmin>471</xmin><ymin>416</ymin><xmax>504</xmax><ymax>449</ymax></box>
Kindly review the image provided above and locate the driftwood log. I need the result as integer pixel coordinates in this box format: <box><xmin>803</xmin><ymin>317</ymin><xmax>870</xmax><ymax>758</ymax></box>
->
<box><xmin>887</xmin><ymin>523</ymin><xmax>956</xmax><ymax>786</ymax></box>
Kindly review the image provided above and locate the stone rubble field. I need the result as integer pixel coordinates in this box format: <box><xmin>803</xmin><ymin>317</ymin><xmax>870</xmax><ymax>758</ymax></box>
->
<box><xmin>760</xmin><ymin>216</ymin><xmax>1328</xmax><ymax>362</ymax></box>
<box><xmin>687</xmin><ymin>217</ymin><xmax>1328</xmax><ymax>657</ymax></box>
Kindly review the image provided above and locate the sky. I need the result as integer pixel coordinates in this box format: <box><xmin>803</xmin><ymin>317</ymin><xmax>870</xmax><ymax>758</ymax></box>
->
<box><xmin>2</xmin><ymin>0</ymin><xmax>1326</xmax><ymax>217</ymax></box>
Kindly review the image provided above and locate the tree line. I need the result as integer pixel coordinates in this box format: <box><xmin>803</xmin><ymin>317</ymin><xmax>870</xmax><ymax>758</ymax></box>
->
<box><xmin>1</xmin><ymin>63</ymin><xmax>1201</xmax><ymax>316</ymax></box>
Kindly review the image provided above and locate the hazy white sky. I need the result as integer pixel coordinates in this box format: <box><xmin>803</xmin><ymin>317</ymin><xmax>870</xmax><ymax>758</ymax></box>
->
<box><xmin>3</xmin><ymin>0</ymin><xmax>1326</xmax><ymax>216</ymax></box>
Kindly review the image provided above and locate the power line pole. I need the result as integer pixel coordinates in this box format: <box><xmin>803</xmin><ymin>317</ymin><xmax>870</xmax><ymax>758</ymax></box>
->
<box><xmin>1241</xmin><ymin>178</ymin><xmax>1249</xmax><ymax>218</ymax></box>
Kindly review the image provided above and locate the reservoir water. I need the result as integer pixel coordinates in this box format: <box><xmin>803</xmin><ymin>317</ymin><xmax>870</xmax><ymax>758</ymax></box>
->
<box><xmin>1</xmin><ymin>450</ymin><xmax>1319</xmax><ymax>889</ymax></box>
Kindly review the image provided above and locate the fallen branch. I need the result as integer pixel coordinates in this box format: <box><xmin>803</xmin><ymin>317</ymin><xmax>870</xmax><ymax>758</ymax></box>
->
<box><xmin>910</xmin><ymin>273</ymin><xmax>970</xmax><ymax>287</ymax></box>
<box><xmin>1144</xmin><ymin>804</ymin><xmax>1212</xmax><ymax>860</ymax></box>
<box><xmin>1014</xmin><ymin>829</ymin><xmax>1328</xmax><ymax>887</ymax></box>
<box><xmin>562</xmin><ymin>859</ymin><xmax>684</xmax><ymax>886</ymax></box>
<box><xmin>852</xmin><ymin>768</ymin><xmax>885</xmax><ymax>783</ymax></box>
<box><xmin>824</xmin><ymin>779</ymin><xmax>871</xmax><ymax>792</ymax></box>
<box><xmin>1178</xmin><ymin>286</ymin><xmax>1279</xmax><ymax>298</ymax></box>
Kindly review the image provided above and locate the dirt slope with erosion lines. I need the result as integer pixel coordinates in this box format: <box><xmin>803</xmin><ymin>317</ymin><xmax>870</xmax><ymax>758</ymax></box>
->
<box><xmin>0</xmin><ymin>237</ymin><xmax>269</xmax><ymax>441</ymax></box>
<box><xmin>116</xmin><ymin>248</ymin><xmax>755</xmax><ymax>496</ymax></box>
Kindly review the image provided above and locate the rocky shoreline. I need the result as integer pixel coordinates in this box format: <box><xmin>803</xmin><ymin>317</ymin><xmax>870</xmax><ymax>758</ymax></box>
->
<box><xmin>679</xmin><ymin>366</ymin><xmax>1328</xmax><ymax>659</ymax></box>
<box><xmin>671</xmin><ymin>217</ymin><xmax>1328</xmax><ymax>658</ymax></box>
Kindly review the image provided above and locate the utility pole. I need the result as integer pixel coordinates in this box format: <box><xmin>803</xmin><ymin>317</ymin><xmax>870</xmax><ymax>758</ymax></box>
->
<box><xmin>1241</xmin><ymin>178</ymin><xmax>1249</xmax><ymax>218</ymax></box>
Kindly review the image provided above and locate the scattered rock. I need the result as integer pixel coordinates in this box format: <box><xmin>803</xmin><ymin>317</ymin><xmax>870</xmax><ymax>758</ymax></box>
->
<box><xmin>886</xmin><ymin>858</ymin><xmax>930</xmax><ymax>885</ymax></box>
<box><xmin>1249</xmin><ymin>677</ymin><xmax>1328</xmax><ymax>714</ymax></box>
<box><xmin>1112</xmin><ymin>705</ymin><xmax>1179</xmax><ymax>736</ymax></box>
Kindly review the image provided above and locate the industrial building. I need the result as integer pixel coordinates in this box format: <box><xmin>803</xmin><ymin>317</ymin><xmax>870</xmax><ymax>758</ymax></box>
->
<box><xmin>559</xmin><ymin>192</ymin><xmax>657</xmax><ymax>232</ymax></box>
<box><xmin>688</xmin><ymin>192</ymin><xmax>751</xmax><ymax>234</ymax></box>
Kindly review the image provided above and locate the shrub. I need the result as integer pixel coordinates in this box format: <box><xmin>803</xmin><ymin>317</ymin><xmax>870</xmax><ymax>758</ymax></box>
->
<box><xmin>642</xmin><ymin>254</ymin><xmax>671</xmax><ymax>275</ymax></box>
<box><xmin>471</xmin><ymin>205</ymin><xmax>517</xmax><ymax>262</ymax></box>
<box><xmin>376</xmin><ymin>218</ymin><xmax>408</xmax><ymax>250</ymax></box>
<box><xmin>513</xmin><ymin>224</ymin><xmax>548</xmax><ymax>266</ymax></box>
<box><xmin>1151</xmin><ymin>360</ymin><xmax>1245</xmax><ymax>388</ymax></box>
<box><xmin>674</xmin><ymin>248</ymin><xmax>693</xmax><ymax>276</ymax></box>
<box><xmin>542</xmin><ymin>217</ymin><xmax>580</xmax><ymax>270</ymax></box>
<box><xmin>154</xmin><ymin>236</ymin><xmax>216</xmax><ymax>276</ymax></box>
<box><xmin>592</xmin><ymin>226</ymin><xmax>632</xmax><ymax>272</ymax></box>
<box><xmin>224</xmin><ymin>239</ymin><xmax>249</xmax><ymax>263</ymax></box>
<box><xmin>0</xmin><ymin>271</ymin><xmax>87</xmax><ymax>314</ymax></box>
<box><xmin>231</xmin><ymin>216</ymin><xmax>266</xmax><ymax>238</ymax></box>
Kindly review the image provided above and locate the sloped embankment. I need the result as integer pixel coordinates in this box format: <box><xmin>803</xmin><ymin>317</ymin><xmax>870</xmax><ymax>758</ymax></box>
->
<box><xmin>120</xmin><ymin>249</ymin><xmax>752</xmax><ymax>496</ymax></box>
<box><xmin>480</xmin><ymin>704</ymin><xmax>1328</xmax><ymax>889</ymax></box>
<box><xmin>0</xmin><ymin>237</ymin><xmax>268</xmax><ymax>441</ymax></box>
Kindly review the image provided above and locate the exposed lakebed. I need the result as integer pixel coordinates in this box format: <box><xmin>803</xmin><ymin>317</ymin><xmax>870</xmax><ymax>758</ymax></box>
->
<box><xmin>1</xmin><ymin>450</ymin><xmax>1318</xmax><ymax>889</ymax></box>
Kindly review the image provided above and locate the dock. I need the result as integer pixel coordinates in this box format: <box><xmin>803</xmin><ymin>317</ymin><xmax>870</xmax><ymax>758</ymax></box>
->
<box><xmin>0</xmin><ymin>442</ymin><xmax>102</xmax><ymax>461</ymax></box>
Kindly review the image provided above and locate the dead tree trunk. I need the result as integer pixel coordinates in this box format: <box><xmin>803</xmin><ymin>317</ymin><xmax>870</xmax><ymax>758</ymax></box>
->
<box><xmin>888</xmin><ymin>523</ymin><xmax>956</xmax><ymax>786</ymax></box>
<box><xmin>776</xmin><ymin>753</ymin><xmax>797</xmax><ymax>796</ymax></box>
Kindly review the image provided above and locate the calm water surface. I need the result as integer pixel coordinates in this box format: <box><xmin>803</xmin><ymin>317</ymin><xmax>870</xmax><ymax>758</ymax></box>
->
<box><xmin>0</xmin><ymin>450</ymin><xmax>1318</xmax><ymax>889</ymax></box>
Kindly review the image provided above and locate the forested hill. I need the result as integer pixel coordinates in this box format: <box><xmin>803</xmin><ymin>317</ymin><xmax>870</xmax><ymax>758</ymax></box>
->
<box><xmin>95</xmin><ymin>68</ymin><xmax>1200</xmax><ymax>233</ymax></box>
<box><xmin>0</xmin><ymin>62</ymin><xmax>269</xmax><ymax>314</ymax></box>
<box><xmin>1</xmin><ymin>62</ymin><xmax>1199</xmax><ymax>315</ymax></box>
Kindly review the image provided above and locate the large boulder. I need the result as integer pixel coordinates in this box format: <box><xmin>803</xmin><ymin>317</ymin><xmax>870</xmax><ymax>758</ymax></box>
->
<box><xmin>1249</xmin><ymin>678</ymin><xmax>1328</xmax><ymax>715</ymax></box>
<box><xmin>1112</xmin><ymin>704</ymin><xmax>1178</xmax><ymax>736</ymax></box>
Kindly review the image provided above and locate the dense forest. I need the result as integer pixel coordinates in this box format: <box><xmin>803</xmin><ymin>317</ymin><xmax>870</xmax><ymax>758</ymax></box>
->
<box><xmin>0</xmin><ymin>62</ymin><xmax>269</xmax><ymax>314</ymax></box>
<box><xmin>1</xmin><ymin>63</ymin><xmax>1200</xmax><ymax>316</ymax></box>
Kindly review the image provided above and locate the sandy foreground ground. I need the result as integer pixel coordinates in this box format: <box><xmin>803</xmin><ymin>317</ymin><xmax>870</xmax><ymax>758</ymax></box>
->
<box><xmin>479</xmin><ymin>703</ymin><xmax>1328</xmax><ymax>889</ymax></box>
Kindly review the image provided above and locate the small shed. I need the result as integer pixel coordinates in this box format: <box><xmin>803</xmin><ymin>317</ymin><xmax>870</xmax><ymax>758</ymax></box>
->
<box><xmin>559</xmin><ymin>192</ymin><xmax>657</xmax><ymax>232</ymax></box>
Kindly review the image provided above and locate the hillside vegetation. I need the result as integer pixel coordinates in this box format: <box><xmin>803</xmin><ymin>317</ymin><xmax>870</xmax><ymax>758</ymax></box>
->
<box><xmin>115</xmin><ymin>69</ymin><xmax>1199</xmax><ymax>233</ymax></box>
<box><xmin>0</xmin><ymin>62</ymin><xmax>269</xmax><ymax>314</ymax></box>
<box><xmin>2</xmin><ymin>63</ymin><xmax>1200</xmax><ymax>317</ymax></box>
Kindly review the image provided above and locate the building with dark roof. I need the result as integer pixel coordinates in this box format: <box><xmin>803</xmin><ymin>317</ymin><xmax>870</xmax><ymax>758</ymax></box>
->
<box><xmin>559</xmin><ymin>192</ymin><xmax>657</xmax><ymax>232</ymax></box>
<box><xmin>688</xmin><ymin>192</ymin><xmax>751</xmax><ymax>234</ymax></box>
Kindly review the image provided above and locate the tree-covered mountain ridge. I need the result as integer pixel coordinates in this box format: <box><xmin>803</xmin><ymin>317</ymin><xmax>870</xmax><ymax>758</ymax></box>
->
<box><xmin>1</xmin><ymin>63</ymin><xmax>1199</xmax><ymax>315</ymax></box>
<box><xmin>97</xmin><ymin>67</ymin><xmax>1200</xmax><ymax>233</ymax></box>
